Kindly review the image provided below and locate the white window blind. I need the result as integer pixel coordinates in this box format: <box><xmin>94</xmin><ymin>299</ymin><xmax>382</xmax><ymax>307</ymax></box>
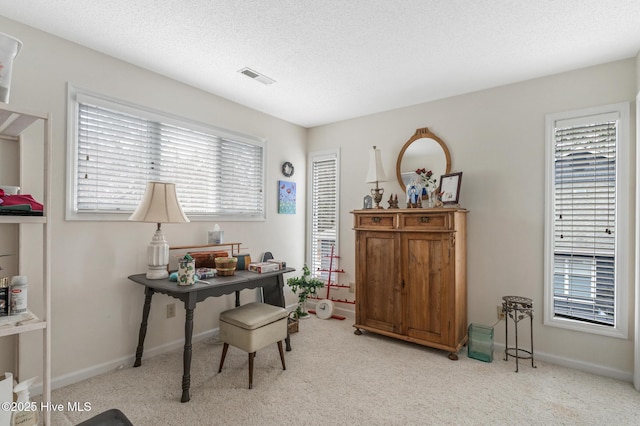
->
<box><xmin>544</xmin><ymin>102</ymin><xmax>629</xmax><ymax>338</ymax></box>
<box><xmin>69</xmin><ymin>89</ymin><xmax>265</xmax><ymax>219</ymax></box>
<box><xmin>553</xmin><ymin>121</ymin><xmax>616</xmax><ymax>326</ymax></box>
<box><xmin>308</xmin><ymin>150</ymin><xmax>339</xmax><ymax>281</ymax></box>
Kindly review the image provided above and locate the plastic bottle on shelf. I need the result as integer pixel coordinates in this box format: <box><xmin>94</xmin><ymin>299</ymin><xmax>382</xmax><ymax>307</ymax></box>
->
<box><xmin>10</xmin><ymin>275</ymin><xmax>27</xmax><ymax>314</ymax></box>
<box><xmin>0</xmin><ymin>277</ymin><xmax>9</xmax><ymax>316</ymax></box>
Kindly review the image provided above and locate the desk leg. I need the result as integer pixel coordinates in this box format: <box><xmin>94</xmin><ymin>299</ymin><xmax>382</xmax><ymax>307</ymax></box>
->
<box><xmin>263</xmin><ymin>274</ymin><xmax>292</xmax><ymax>352</ymax></box>
<box><xmin>134</xmin><ymin>288</ymin><xmax>154</xmax><ymax>368</ymax></box>
<box><xmin>181</xmin><ymin>306</ymin><xmax>194</xmax><ymax>403</ymax></box>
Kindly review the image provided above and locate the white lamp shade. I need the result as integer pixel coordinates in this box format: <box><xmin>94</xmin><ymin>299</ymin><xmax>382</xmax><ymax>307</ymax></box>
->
<box><xmin>129</xmin><ymin>181</ymin><xmax>190</xmax><ymax>223</ymax></box>
<box><xmin>365</xmin><ymin>146</ymin><xmax>387</xmax><ymax>183</ymax></box>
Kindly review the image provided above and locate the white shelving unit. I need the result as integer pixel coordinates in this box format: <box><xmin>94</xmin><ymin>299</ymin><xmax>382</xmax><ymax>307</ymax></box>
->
<box><xmin>0</xmin><ymin>104</ymin><xmax>51</xmax><ymax>425</ymax></box>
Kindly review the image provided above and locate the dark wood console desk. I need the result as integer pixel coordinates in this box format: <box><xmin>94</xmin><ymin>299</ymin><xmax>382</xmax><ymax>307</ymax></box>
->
<box><xmin>128</xmin><ymin>267</ymin><xmax>294</xmax><ymax>402</ymax></box>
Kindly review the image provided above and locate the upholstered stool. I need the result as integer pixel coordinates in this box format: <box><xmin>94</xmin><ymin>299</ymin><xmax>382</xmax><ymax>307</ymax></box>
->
<box><xmin>218</xmin><ymin>302</ymin><xmax>288</xmax><ymax>388</ymax></box>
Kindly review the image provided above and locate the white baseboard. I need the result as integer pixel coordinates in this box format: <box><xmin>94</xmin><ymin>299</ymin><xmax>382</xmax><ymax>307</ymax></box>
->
<box><xmin>32</xmin><ymin>328</ymin><xmax>220</xmax><ymax>396</ymax></box>
<box><xmin>32</xmin><ymin>301</ymin><xmax>314</xmax><ymax>396</ymax></box>
<box><xmin>333</xmin><ymin>305</ymin><xmax>355</xmax><ymax>320</ymax></box>
<box><xmin>305</xmin><ymin>300</ymin><xmax>355</xmax><ymax>320</ymax></box>
<box><xmin>39</xmin><ymin>302</ymin><xmax>350</xmax><ymax>393</ymax></box>
<box><xmin>32</xmin><ymin>311</ymin><xmax>633</xmax><ymax>396</ymax></box>
<box><xmin>493</xmin><ymin>342</ymin><xmax>633</xmax><ymax>382</ymax></box>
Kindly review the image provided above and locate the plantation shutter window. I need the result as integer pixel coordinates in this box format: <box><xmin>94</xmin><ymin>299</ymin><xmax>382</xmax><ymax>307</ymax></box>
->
<box><xmin>544</xmin><ymin>103</ymin><xmax>629</xmax><ymax>338</ymax></box>
<box><xmin>69</xmin><ymin>89</ymin><xmax>265</xmax><ymax>220</ymax></box>
<box><xmin>553</xmin><ymin>121</ymin><xmax>616</xmax><ymax>325</ymax></box>
<box><xmin>309</xmin><ymin>151</ymin><xmax>339</xmax><ymax>281</ymax></box>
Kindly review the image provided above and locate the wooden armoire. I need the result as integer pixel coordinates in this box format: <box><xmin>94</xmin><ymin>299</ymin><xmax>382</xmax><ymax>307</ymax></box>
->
<box><xmin>352</xmin><ymin>208</ymin><xmax>467</xmax><ymax>359</ymax></box>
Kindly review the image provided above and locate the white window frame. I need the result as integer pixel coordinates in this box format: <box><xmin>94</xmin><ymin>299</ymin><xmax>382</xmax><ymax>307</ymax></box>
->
<box><xmin>66</xmin><ymin>85</ymin><xmax>266</xmax><ymax>221</ymax></box>
<box><xmin>544</xmin><ymin>102</ymin><xmax>629</xmax><ymax>338</ymax></box>
<box><xmin>307</xmin><ymin>149</ymin><xmax>340</xmax><ymax>281</ymax></box>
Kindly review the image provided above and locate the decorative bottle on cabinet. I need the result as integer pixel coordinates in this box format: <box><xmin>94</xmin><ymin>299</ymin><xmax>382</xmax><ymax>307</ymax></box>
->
<box><xmin>351</xmin><ymin>208</ymin><xmax>467</xmax><ymax>360</ymax></box>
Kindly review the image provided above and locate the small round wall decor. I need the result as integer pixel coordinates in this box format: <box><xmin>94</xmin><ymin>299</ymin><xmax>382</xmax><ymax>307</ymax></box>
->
<box><xmin>281</xmin><ymin>161</ymin><xmax>294</xmax><ymax>177</ymax></box>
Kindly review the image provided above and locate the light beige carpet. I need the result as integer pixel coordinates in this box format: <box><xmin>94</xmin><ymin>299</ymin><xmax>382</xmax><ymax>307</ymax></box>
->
<box><xmin>46</xmin><ymin>315</ymin><xmax>638</xmax><ymax>425</ymax></box>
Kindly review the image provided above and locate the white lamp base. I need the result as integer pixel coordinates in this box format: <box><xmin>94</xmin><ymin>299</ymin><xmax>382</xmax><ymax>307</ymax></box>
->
<box><xmin>146</xmin><ymin>225</ymin><xmax>170</xmax><ymax>280</ymax></box>
<box><xmin>146</xmin><ymin>265</ymin><xmax>169</xmax><ymax>280</ymax></box>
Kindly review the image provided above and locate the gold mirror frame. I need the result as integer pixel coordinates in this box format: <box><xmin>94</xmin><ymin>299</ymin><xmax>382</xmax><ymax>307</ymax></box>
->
<box><xmin>396</xmin><ymin>127</ymin><xmax>452</xmax><ymax>192</ymax></box>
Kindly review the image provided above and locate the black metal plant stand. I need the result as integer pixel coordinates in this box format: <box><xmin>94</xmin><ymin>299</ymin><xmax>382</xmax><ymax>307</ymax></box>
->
<box><xmin>503</xmin><ymin>296</ymin><xmax>536</xmax><ymax>372</ymax></box>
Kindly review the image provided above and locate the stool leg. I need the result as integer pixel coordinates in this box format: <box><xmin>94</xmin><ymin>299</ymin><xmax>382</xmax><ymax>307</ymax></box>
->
<box><xmin>218</xmin><ymin>343</ymin><xmax>229</xmax><ymax>373</ymax></box>
<box><xmin>277</xmin><ymin>341</ymin><xmax>286</xmax><ymax>370</ymax></box>
<box><xmin>248</xmin><ymin>352</ymin><xmax>255</xmax><ymax>389</ymax></box>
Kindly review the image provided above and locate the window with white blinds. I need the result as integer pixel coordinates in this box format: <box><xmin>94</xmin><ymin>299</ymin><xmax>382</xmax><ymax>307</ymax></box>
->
<box><xmin>308</xmin><ymin>150</ymin><xmax>339</xmax><ymax>281</ymax></box>
<box><xmin>67</xmin><ymin>88</ymin><xmax>265</xmax><ymax>220</ymax></box>
<box><xmin>544</xmin><ymin>103</ymin><xmax>629</xmax><ymax>338</ymax></box>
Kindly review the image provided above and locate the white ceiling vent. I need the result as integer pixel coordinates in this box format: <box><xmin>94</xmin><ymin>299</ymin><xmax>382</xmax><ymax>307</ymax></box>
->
<box><xmin>238</xmin><ymin>67</ymin><xmax>275</xmax><ymax>85</ymax></box>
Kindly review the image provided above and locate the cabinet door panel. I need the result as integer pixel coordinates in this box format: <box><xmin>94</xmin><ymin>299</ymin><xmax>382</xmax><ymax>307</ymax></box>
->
<box><xmin>357</xmin><ymin>231</ymin><xmax>401</xmax><ymax>333</ymax></box>
<box><xmin>403</xmin><ymin>232</ymin><xmax>452</xmax><ymax>344</ymax></box>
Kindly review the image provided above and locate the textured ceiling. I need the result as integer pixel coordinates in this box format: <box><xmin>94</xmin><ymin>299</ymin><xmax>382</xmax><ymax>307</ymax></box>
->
<box><xmin>1</xmin><ymin>0</ymin><xmax>639</xmax><ymax>128</ymax></box>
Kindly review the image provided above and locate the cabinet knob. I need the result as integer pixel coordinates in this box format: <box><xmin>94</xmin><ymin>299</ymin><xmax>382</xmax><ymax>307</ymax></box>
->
<box><xmin>372</xmin><ymin>217</ymin><xmax>381</xmax><ymax>223</ymax></box>
<box><xmin>421</xmin><ymin>216</ymin><xmax>430</xmax><ymax>223</ymax></box>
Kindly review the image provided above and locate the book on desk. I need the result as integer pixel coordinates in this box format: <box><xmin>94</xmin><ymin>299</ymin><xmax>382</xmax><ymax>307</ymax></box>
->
<box><xmin>248</xmin><ymin>260</ymin><xmax>286</xmax><ymax>273</ymax></box>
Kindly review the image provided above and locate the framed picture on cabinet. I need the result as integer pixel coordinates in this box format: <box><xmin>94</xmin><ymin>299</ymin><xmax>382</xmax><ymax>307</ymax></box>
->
<box><xmin>438</xmin><ymin>172</ymin><xmax>462</xmax><ymax>204</ymax></box>
<box><xmin>363</xmin><ymin>195</ymin><xmax>373</xmax><ymax>209</ymax></box>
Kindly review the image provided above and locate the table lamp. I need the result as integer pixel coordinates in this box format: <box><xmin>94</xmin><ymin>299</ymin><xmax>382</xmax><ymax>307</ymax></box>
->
<box><xmin>365</xmin><ymin>146</ymin><xmax>387</xmax><ymax>209</ymax></box>
<box><xmin>129</xmin><ymin>181</ymin><xmax>190</xmax><ymax>279</ymax></box>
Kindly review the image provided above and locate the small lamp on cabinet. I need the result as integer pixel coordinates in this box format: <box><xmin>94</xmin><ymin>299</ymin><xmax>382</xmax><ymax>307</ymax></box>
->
<box><xmin>365</xmin><ymin>146</ymin><xmax>387</xmax><ymax>209</ymax></box>
<box><xmin>129</xmin><ymin>181</ymin><xmax>190</xmax><ymax>279</ymax></box>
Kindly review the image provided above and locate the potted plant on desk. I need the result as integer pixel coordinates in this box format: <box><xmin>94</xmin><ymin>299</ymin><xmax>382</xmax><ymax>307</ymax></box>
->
<box><xmin>287</xmin><ymin>265</ymin><xmax>324</xmax><ymax>319</ymax></box>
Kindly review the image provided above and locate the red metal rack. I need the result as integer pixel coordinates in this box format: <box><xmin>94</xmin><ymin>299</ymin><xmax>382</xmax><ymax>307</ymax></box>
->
<box><xmin>309</xmin><ymin>245</ymin><xmax>353</xmax><ymax>320</ymax></box>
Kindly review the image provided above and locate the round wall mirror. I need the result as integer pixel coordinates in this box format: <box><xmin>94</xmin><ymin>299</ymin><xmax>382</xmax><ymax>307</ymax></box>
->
<box><xmin>396</xmin><ymin>127</ymin><xmax>451</xmax><ymax>192</ymax></box>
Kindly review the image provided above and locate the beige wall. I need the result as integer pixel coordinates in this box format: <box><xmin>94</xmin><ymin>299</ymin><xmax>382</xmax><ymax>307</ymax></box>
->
<box><xmin>308</xmin><ymin>59</ymin><xmax>637</xmax><ymax>378</ymax></box>
<box><xmin>1</xmin><ymin>14</ymin><xmax>637</xmax><ymax>387</ymax></box>
<box><xmin>0</xmin><ymin>17</ymin><xmax>307</xmax><ymax>385</ymax></box>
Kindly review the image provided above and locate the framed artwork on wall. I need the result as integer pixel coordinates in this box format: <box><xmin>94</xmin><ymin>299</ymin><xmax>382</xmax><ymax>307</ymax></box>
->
<box><xmin>278</xmin><ymin>180</ymin><xmax>296</xmax><ymax>214</ymax></box>
<box><xmin>439</xmin><ymin>172</ymin><xmax>462</xmax><ymax>204</ymax></box>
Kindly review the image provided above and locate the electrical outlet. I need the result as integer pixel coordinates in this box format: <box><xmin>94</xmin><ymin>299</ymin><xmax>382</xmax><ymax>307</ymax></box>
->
<box><xmin>167</xmin><ymin>303</ymin><xmax>176</xmax><ymax>318</ymax></box>
<box><xmin>497</xmin><ymin>305</ymin><xmax>505</xmax><ymax>320</ymax></box>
